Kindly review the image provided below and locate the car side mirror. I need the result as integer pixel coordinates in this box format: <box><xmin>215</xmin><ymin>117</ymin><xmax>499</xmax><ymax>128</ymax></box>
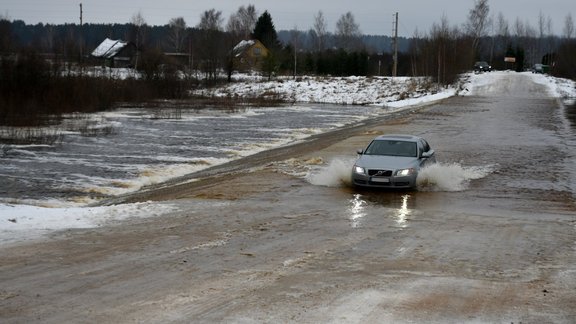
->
<box><xmin>357</xmin><ymin>149</ymin><xmax>364</xmax><ymax>155</ymax></box>
<box><xmin>421</xmin><ymin>150</ymin><xmax>433</xmax><ymax>159</ymax></box>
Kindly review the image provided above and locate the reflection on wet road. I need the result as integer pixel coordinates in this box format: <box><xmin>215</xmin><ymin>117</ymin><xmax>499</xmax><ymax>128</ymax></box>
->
<box><xmin>564</xmin><ymin>98</ymin><xmax>576</xmax><ymax>129</ymax></box>
<box><xmin>348</xmin><ymin>194</ymin><xmax>366</xmax><ymax>228</ymax></box>
<box><xmin>396</xmin><ymin>194</ymin><xmax>410</xmax><ymax>227</ymax></box>
<box><xmin>347</xmin><ymin>193</ymin><xmax>411</xmax><ymax>229</ymax></box>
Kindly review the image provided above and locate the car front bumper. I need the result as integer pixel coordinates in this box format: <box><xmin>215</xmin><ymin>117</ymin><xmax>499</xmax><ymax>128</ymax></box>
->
<box><xmin>351</xmin><ymin>173</ymin><xmax>417</xmax><ymax>189</ymax></box>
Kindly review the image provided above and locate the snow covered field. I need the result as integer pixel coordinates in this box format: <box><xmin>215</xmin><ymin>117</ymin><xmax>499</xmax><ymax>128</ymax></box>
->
<box><xmin>1</xmin><ymin>71</ymin><xmax>574</xmax><ymax>245</ymax></box>
<box><xmin>194</xmin><ymin>75</ymin><xmax>459</xmax><ymax>107</ymax></box>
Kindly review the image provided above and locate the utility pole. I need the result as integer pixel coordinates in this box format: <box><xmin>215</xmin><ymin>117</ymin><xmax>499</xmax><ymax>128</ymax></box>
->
<box><xmin>392</xmin><ymin>12</ymin><xmax>399</xmax><ymax>77</ymax></box>
<box><xmin>79</xmin><ymin>3</ymin><xmax>83</xmax><ymax>63</ymax></box>
<box><xmin>294</xmin><ymin>45</ymin><xmax>297</xmax><ymax>79</ymax></box>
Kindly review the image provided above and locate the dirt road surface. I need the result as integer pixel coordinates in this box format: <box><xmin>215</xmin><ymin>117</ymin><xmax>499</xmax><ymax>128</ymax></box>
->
<box><xmin>1</xmin><ymin>72</ymin><xmax>575</xmax><ymax>323</ymax></box>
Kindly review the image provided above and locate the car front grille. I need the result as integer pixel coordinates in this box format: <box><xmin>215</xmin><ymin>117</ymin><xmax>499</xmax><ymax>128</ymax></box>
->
<box><xmin>368</xmin><ymin>169</ymin><xmax>393</xmax><ymax>177</ymax></box>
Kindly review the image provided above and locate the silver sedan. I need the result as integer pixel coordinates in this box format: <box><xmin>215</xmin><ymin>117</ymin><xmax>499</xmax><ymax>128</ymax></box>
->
<box><xmin>352</xmin><ymin>134</ymin><xmax>436</xmax><ymax>189</ymax></box>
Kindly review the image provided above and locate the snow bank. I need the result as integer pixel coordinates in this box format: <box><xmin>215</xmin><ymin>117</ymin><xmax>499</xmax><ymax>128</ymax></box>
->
<box><xmin>192</xmin><ymin>76</ymin><xmax>454</xmax><ymax>107</ymax></box>
<box><xmin>527</xmin><ymin>72</ymin><xmax>576</xmax><ymax>98</ymax></box>
<box><xmin>0</xmin><ymin>202</ymin><xmax>178</xmax><ymax>245</ymax></box>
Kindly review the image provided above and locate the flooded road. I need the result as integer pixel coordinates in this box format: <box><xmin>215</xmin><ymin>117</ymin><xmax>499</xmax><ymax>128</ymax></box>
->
<box><xmin>1</xmin><ymin>72</ymin><xmax>575</xmax><ymax>323</ymax></box>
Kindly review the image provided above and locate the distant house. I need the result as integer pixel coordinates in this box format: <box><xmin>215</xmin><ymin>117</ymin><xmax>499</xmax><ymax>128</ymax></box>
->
<box><xmin>232</xmin><ymin>39</ymin><xmax>269</xmax><ymax>72</ymax></box>
<box><xmin>164</xmin><ymin>52</ymin><xmax>192</xmax><ymax>69</ymax></box>
<box><xmin>91</xmin><ymin>38</ymin><xmax>137</xmax><ymax>68</ymax></box>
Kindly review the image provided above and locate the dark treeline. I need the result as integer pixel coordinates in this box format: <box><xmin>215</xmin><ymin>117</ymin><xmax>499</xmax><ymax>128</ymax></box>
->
<box><xmin>1</xmin><ymin>19</ymin><xmax>410</xmax><ymax>77</ymax></box>
<box><xmin>2</xmin><ymin>16</ymin><xmax>574</xmax><ymax>81</ymax></box>
<box><xmin>3</xmin><ymin>20</ymin><xmax>412</xmax><ymax>56</ymax></box>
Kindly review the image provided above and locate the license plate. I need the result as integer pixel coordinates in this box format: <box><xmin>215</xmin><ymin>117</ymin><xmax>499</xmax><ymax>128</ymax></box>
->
<box><xmin>371</xmin><ymin>177</ymin><xmax>390</xmax><ymax>183</ymax></box>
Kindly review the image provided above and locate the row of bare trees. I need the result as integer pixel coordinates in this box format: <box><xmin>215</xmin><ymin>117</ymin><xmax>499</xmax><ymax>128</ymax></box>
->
<box><xmin>409</xmin><ymin>0</ymin><xmax>576</xmax><ymax>84</ymax></box>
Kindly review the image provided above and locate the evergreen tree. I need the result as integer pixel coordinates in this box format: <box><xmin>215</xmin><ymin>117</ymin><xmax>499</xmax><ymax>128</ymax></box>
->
<box><xmin>252</xmin><ymin>11</ymin><xmax>280</xmax><ymax>51</ymax></box>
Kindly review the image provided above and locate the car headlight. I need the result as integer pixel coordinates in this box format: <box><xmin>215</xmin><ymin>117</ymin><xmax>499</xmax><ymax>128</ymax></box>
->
<box><xmin>354</xmin><ymin>166</ymin><xmax>365</xmax><ymax>175</ymax></box>
<box><xmin>395</xmin><ymin>168</ymin><xmax>415</xmax><ymax>177</ymax></box>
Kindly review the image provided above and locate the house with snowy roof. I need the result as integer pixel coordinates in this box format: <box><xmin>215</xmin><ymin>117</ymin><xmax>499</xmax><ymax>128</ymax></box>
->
<box><xmin>232</xmin><ymin>39</ymin><xmax>269</xmax><ymax>72</ymax></box>
<box><xmin>91</xmin><ymin>38</ymin><xmax>137</xmax><ymax>68</ymax></box>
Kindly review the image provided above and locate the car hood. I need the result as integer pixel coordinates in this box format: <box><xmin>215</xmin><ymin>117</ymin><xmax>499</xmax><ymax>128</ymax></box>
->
<box><xmin>355</xmin><ymin>155</ymin><xmax>420</xmax><ymax>170</ymax></box>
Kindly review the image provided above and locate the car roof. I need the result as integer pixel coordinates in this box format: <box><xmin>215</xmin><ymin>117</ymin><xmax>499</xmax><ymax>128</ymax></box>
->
<box><xmin>373</xmin><ymin>134</ymin><xmax>422</xmax><ymax>142</ymax></box>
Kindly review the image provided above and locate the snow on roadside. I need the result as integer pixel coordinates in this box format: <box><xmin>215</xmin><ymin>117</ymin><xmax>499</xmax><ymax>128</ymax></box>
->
<box><xmin>527</xmin><ymin>72</ymin><xmax>576</xmax><ymax>98</ymax></box>
<box><xmin>0</xmin><ymin>202</ymin><xmax>179</xmax><ymax>245</ymax></box>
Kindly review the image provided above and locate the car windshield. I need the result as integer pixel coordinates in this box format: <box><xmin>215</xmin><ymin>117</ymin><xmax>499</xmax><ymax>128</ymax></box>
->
<box><xmin>364</xmin><ymin>140</ymin><xmax>417</xmax><ymax>157</ymax></box>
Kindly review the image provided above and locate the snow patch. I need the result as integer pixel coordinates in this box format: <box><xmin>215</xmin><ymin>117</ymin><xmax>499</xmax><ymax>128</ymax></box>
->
<box><xmin>0</xmin><ymin>202</ymin><xmax>179</xmax><ymax>245</ymax></box>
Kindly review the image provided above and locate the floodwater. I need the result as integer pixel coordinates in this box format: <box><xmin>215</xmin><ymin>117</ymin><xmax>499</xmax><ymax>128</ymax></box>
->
<box><xmin>0</xmin><ymin>104</ymin><xmax>390</xmax><ymax>206</ymax></box>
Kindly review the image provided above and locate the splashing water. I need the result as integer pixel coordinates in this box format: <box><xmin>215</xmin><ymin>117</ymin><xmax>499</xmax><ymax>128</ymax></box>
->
<box><xmin>306</xmin><ymin>158</ymin><xmax>494</xmax><ymax>191</ymax></box>
<box><xmin>306</xmin><ymin>158</ymin><xmax>355</xmax><ymax>187</ymax></box>
<box><xmin>417</xmin><ymin>163</ymin><xmax>495</xmax><ymax>191</ymax></box>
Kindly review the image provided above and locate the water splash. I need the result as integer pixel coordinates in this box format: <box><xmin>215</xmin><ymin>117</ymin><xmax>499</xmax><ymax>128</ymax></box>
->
<box><xmin>417</xmin><ymin>163</ymin><xmax>495</xmax><ymax>191</ymax></box>
<box><xmin>306</xmin><ymin>158</ymin><xmax>494</xmax><ymax>192</ymax></box>
<box><xmin>306</xmin><ymin>158</ymin><xmax>355</xmax><ymax>187</ymax></box>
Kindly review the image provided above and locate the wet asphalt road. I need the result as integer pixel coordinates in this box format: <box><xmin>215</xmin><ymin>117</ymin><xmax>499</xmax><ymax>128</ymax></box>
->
<box><xmin>1</xmin><ymin>72</ymin><xmax>575</xmax><ymax>323</ymax></box>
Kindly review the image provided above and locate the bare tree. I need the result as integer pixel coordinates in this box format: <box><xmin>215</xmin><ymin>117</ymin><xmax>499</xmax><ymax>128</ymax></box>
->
<box><xmin>290</xmin><ymin>25</ymin><xmax>300</xmax><ymax>78</ymax></box>
<box><xmin>496</xmin><ymin>12</ymin><xmax>509</xmax><ymax>37</ymax></box>
<box><xmin>465</xmin><ymin>0</ymin><xmax>490</xmax><ymax>56</ymax></box>
<box><xmin>513</xmin><ymin>18</ymin><xmax>526</xmax><ymax>38</ymax></box>
<box><xmin>44</xmin><ymin>25</ymin><xmax>56</xmax><ymax>53</ymax></box>
<box><xmin>517</xmin><ymin>19</ymin><xmax>537</xmax><ymax>67</ymax></box>
<box><xmin>198</xmin><ymin>9</ymin><xmax>223</xmax><ymax>31</ymax></box>
<box><xmin>130</xmin><ymin>11</ymin><xmax>147</xmax><ymax>46</ymax></box>
<box><xmin>409</xmin><ymin>28</ymin><xmax>423</xmax><ymax>76</ymax></box>
<box><xmin>335</xmin><ymin>12</ymin><xmax>361</xmax><ymax>51</ymax></box>
<box><xmin>564</xmin><ymin>13</ymin><xmax>574</xmax><ymax>39</ymax></box>
<box><xmin>313</xmin><ymin>11</ymin><xmax>328</xmax><ymax>52</ymax></box>
<box><xmin>129</xmin><ymin>11</ymin><xmax>147</xmax><ymax>69</ymax></box>
<box><xmin>410</xmin><ymin>14</ymin><xmax>468</xmax><ymax>84</ymax></box>
<box><xmin>538</xmin><ymin>11</ymin><xmax>546</xmax><ymax>39</ymax></box>
<box><xmin>546</xmin><ymin>15</ymin><xmax>554</xmax><ymax>53</ymax></box>
<box><xmin>227</xmin><ymin>5</ymin><xmax>258</xmax><ymax>40</ymax></box>
<box><xmin>431</xmin><ymin>15</ymin><xmax>451</xmax><ymax>84</ymax></box>
<box><xmin>197</xmin><ymin>9</ymin><xmax>224</xmax><ymax>82</ymax></box>
<box><xmin>490</xmin><ymin>12</ymin><xmax>510</xmax><ymax>68</ymax></box>
<box><xmin>166</xmin><ymin>17</ymin><xmax>187</xmax><ymax>53</ymax></box>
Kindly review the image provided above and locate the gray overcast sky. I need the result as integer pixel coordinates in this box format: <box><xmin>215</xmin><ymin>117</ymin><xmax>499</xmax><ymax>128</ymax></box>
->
<box><xmin>2</xmin><ymin>0</ymin><xmax>574</xmax><ymax>37</ymax></box>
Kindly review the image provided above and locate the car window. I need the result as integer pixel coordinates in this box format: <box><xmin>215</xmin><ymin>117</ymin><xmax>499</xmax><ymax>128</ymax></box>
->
<box><xmin>365</xmin><ymin>140</ymin><xmax>417</xmax><ymax>157</ymax></box>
